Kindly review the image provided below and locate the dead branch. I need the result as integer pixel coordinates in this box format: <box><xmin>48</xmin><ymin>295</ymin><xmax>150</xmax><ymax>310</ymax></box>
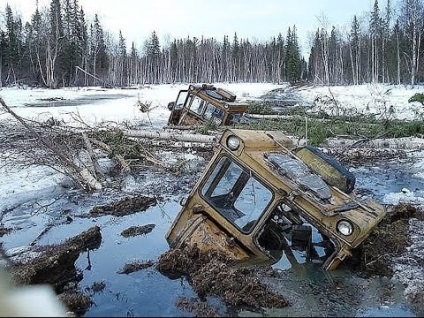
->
<box><xmin>88</xmin><ymin>138</ymin><xmax>131</xmax><ymax>174</ymax></box>
<box><xmin>0</xmin><ymin>97</ymin><xmax>102</xmax><ymax>191</ymax></box>
<box><xmin>125</xmin><ymin>129</ymin><xmax>218</xmax><ymax>143</ymax></box>
<box><xmin>82</xmin><ymin>132</ymin><xmax>103</xmax><ymax>178</ymax></box>
<box><xmin>162</xmin><ymin>125</ymin><xmax>203</xmax><ymax>131</ymax></box>
<box><xmin>75</xmin><ymin>66</ymin><xmax>102</xmax><ymax>84</ymax></box>
<box><xmin>327</xmin><ymin>87</ymin><xmax>341</xmax><ymax>116</ymax></box>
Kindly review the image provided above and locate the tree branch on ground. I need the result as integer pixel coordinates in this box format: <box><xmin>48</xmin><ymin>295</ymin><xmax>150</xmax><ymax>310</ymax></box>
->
<box><xmin>0</xmin><ymin>97</ymin><xmax>102</xmax><ymax>191</ymax></box>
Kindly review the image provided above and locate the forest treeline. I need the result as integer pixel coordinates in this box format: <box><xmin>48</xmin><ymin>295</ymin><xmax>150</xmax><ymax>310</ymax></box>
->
<box><xmin>1</xmin><ymin>0</ymin><xmax>424</xmax><ymax>88</ymax></box>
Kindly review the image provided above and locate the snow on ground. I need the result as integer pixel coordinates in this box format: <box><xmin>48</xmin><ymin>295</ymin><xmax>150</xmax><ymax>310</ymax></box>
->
<box><xmin>0</xmin><ymin>83</ymin><xmax>285</xmax><ymax>217</ymax></box>
<box><xmin>1</xmin><ymin>82</ymin><xmax>424</xmax><ymax>313</ymax></box>
<box><xmin>296</xmin><ymin>83</ymin><xmax>424</xmax><ymax>121</ymax></box>
<box><xmin>1</xmin><ymin>82</ymin><xmax>423</xmax><ymax>126</ymax></box>
<box><xmin>0</xmin><ymin>82</ymin><xmax>424</xmax><ymax>212</ymax></box>
<box><xmin>0</xmin><ymin>83</ymin><xmax>281</xmax><ymax>128</ymax></box>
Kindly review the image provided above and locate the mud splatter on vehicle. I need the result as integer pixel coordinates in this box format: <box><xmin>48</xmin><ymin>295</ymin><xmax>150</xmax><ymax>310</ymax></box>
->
<box><xmin>166</xmin><ymin>129</ymin><xmax>387</xmax><ymax>273</ymax></box>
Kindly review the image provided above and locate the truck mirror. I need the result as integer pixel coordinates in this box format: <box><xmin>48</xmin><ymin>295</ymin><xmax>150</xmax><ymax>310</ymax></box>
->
<box><xmin>167</xmin><ymin>102</ymin><xmax>175</xmax><ymax>111</ymax></box>
<box><xmin>179</xmin><ymin>196</ymin><xmax>187</xmax><ymax>206</ymax></box>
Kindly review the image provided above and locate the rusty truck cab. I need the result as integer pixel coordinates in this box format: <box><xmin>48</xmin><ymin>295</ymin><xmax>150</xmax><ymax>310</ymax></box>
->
<box><xmin>167</xmin><ymin>84</ymin><xmax>249</xmax><ymax>127</ymax></box>
<box><xmin>166</xmin><ymin>129</ymin><xmax>386</xmax><ymax>270</ymax></box>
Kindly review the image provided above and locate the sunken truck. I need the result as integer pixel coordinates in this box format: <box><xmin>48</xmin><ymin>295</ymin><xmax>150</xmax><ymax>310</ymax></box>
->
<box><xmin>167</xmin><ymin>84</ymin><xmax>249</xmax><ymax>127</ymax></box>
<box><xmin>166</xmin><ymin>129</ymin><xmax>386</xmax><ymax>270</ymax></box>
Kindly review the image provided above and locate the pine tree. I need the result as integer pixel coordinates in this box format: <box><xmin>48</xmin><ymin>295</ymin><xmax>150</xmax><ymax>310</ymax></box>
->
<box><xmin>89</xmin><ymin>14</ymin><xmax>108</xmax><ymax>84</ymax></box>
<box><xmin>4</xmin><ymin>4</ymin><xmax>22</xmax><ymax>84</ymax></box>
<box><xmin>370</xmin><ymin>0</ymin><xmax>382</xmax><ymax>82</ymax></box>
<box><xmin>285</xmin><ymin>26</ymin><xmax>302</xmax><ymax>83</ymax></box>
<box><xmin>232</xmin><ymin>32</ymin><xmax>240</xmax><ymax>81</ymax></box>
<box><xmin>118</xmin><ymin>30</ymin><xmax>127</xmax><ymax>86</ymax></box>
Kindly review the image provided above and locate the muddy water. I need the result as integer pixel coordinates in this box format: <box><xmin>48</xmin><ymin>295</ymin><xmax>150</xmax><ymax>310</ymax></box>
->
<box><xmin>2</xmin><ymin>157</ymin><xmax>423</xmax><ymax>317</ymax></box>
<box><xmin>353</xmin><ymin>161</ymin><xmax>424</xmax><ymax>202</ymax></box>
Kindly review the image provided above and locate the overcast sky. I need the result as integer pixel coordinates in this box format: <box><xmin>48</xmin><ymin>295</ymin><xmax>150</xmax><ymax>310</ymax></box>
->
<box><xmin>4</xmin><ymin>0</ymin><xmax>387</xmax><ymax>54</ymax></box>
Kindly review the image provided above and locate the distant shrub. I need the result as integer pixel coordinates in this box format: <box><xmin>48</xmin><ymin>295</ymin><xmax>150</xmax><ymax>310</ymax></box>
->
<box><xmin>408</xmin><ymin>93</ymin><xmax>424</xmax><ymax>105</ymax></box>
<box><xmin>247</xmin><ymin>102</ymin><xmax>273</xmax><ymax>115</ymax></box>
<box><xmin>197</xmin><ymin>120</ymin><xmax>217</xmax><ymax>135</ymax></box>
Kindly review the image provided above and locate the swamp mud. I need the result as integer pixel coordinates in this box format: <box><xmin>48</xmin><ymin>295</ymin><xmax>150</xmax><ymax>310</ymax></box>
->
<box><xmin>0</xmin><ymin>226</ymin><xmax>10</xmax><ymax>237</ymax></box>
<box><xmin>118</xmin><ymin>260</ymin><xmax>154</xmax><ymax>275</ymax></box>
<box><xmin>1</xmin><ymin>200</ymin><xmax>423</xmax><ymax>317</ymax></box>
<box><xmin>87</xmin><ymin>195</ymin><xmax>158</xmax><ymax>217</ymax></box>
<box><xmin>346</xmin><ymin>203</ymin><xmax>422</xmax><ymax>277</ymax></box>
<box><xmin>176</xmin><ymin>297</ymin><xmax>224</xmax><ymax>317</ymax></box>
<box><xmin>156</xmin><ymin>203</ymin><xmax>424</xmax><ymax>317</ymax></box>
<box><xmin>157</xmin><ymin>244</ymin><xmax>290</xmax><ymax>309</ymax></box>
<box><xmin>4</xmin><ymin>226</ymin><xmax>102</xmax><ymax>316</ymax></box>
<box><xmin>120</xmin><ymin>224</ymin><xmax>155</xmax><ymax>237</ymax></box>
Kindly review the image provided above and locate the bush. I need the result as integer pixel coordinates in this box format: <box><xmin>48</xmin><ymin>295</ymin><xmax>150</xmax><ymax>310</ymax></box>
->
<box><xmin>246</xmin><ymin>102</ymin><xmax>273</xmax><ymax>115</ymax></box>
<box><xmin>408</xmin><ymin>93</ymin><xmax>424</xmax><ymax>105</ymax></box>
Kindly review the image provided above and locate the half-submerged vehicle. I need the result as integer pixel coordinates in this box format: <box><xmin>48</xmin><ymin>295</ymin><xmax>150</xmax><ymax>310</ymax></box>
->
<box><xmin>167</xmin><ymin>84</ymin><xmax>249</xmax><ymax>126</ymax></box>
<box><xmin>166</xmin><ymin>129</ymin><xmax>386</xmax><ymax>270</ymax></box>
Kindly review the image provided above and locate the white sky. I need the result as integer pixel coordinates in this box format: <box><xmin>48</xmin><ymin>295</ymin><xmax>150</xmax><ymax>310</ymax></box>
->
<box><xmin>3</xmin><ymin>0</ymin><xmax>388</xmax><ymax>54</ymax></box>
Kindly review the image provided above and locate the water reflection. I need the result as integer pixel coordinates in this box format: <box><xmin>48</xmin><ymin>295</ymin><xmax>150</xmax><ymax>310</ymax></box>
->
<box><xmin>2</xmin><ymin>157</ymin><xmax>423</xmax><ymax>317</ymax></box>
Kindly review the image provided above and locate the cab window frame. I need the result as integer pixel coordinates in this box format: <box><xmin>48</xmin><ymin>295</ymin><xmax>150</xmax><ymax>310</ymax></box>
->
<box><xmin>200</xmin><ymin>155</ymin><xmax>274</xmax><ymax>234</ymax></box>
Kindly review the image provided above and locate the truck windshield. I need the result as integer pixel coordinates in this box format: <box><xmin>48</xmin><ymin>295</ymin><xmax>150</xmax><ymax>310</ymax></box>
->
<box><xmin>265</xmin><ymin>152</ymin><xmax>332</xmax><ymax>200</ymax></box>
<box><xmin>201</xmin><ymin>156</ymin><xmax>273</xmax><ymax>232</ymax></box>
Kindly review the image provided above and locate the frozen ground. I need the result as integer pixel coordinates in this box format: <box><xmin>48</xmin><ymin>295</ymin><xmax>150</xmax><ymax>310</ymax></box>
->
<box><xmin>0</xmin><ymin>82</ymin><xmax>424</xmax><ymax>316</ymax></box>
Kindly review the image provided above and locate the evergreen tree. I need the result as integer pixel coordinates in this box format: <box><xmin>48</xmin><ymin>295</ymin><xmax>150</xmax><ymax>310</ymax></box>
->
<box><xmin>232</xmin><ymin>32</ymin><xmax>240</xmax><ymax>81</ymax></box>
<box><xmin>118</xmin><ymin>30</ymin><xmax>128</xmax><ymax>86</ymax></box>
<box><xmin>0</xmin><ymin>30</ymin><xmax>5</xmax><ymax>86</ymax></box>
<box><xmin>349</xmin><ymin>15</ymin><xmax>361</xmax><ymax>84</ymax></box>
<box><xmin>89</xmin><ymin>14</ymin><xmax>108</xmax><ymax>84</ymax></box>
<box><xmin>144</xmin><ymin>30</ymin><xmax>160</xmax><ymax>83</ymax></box>
<box><xmin>4</xmin><ymin>4</ymin><xmax>22</xmax><ymax>84</ymax></box>
<box><xmin>169</xmin><ymin>39</ymin><xmax>178</xmax><ymax>82</ymax></box>
<box><xmin>284</xmin><ymin>26</ymin><xmax>302</xmax><ymax>83</ymax></box>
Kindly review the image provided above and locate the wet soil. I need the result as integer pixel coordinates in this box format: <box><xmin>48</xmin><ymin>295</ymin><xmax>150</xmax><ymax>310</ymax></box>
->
<box><xmin>347</xmin><ymin>203</ymin><xmax>422</xmax><ymax>278</ymax></box>
<box><xmin>176</xmin><ymin>297</ymin><xmax>223</xmax><ymax>317</ymax></box>
<box><xmin>6</xmin><ymin>226</ymin><xmax>102</xmax><ymax>316</ymax></box>
<box><xmin>118</xmin><ymin>260</ymin><xmax>154</xmax><ymax>274</ymax></box>
<box><xmin>87</xmin><ymin>195</ymin><xmax>157</xmax><ymax>217</ymax></box>
<box><xmin>120</xmin><ymin>224</ymin><xmax>155</xmax><ymax>237</ymax></box>
<box><xmin>0</xmin><ymin>226</ymin><xmax>10</xmax><ymax>237</ymax></box>
<box><xmin>3</xmin><ymin>198</ymin><xmax>422</xmax><ymax>317</ymax></box>
<box><xmin>157</xmin><ymin>244</ymin><xmax>289</xmax><ymax>310</ymax></box>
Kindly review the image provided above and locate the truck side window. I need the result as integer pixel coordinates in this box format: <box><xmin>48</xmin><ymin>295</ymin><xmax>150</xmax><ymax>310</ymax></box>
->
<box><xmin>204</xmin><ymin>104</ymin><xmax>224</xmax><ymax>125</ymax></box>
<box><xmin>201</xmin><ymin>156</ymin><xmax>273</xmax><ymax>233</ymax></box>
<box><xmin>190</xmin><ymin>96</ymin><xmax>205</xmax><ymax>115</ymax></box>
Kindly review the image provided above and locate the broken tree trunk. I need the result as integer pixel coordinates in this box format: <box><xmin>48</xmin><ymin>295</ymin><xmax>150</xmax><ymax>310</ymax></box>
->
<box><xmin>82</xmin><ymin>132</ymin><xmax>103</xmax><ymax>177</ymax></box>
<box><xmin>0</xmin><ymin>97</ymin><xmax>102</xmax><ymax>191</ymax></box>
<box><xmin>125</xmin><ymin>129</ymin><xmax>218</xmax><ymax>143</ymax></box>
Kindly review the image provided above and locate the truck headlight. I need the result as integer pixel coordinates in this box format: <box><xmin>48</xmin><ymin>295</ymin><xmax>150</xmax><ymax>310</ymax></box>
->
<box><xmin>226</xmin><ymin>135</ymin><xmax>240</xmax><ymax>151</ymax></box>
<box><xmin>337</xmin><ymin>220</ymin><xmax>353</xmax><ymax>236</ymax></box>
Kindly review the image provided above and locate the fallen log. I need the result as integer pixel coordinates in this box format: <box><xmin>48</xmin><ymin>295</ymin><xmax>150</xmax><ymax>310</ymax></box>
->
<box><xmin>82</xmin><ymin>132</ymin><xmax>103</xmax><ymax>177</ymax></box>
<box><xmin>124</xmin><ymin>129</ymin><xmax>218</xmax><ymax>143</ymax></box>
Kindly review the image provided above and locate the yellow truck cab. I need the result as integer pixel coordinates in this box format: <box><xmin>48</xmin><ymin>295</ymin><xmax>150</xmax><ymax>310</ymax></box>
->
<box><xmin>167</xmin><ymin>84</ymin><xmax>249</xmax><ymax>126</ymax></box>
<box><xmin>166</xmin><ymin>129</ymin><xmax>386</xmax><ymax>270</ymax></box>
